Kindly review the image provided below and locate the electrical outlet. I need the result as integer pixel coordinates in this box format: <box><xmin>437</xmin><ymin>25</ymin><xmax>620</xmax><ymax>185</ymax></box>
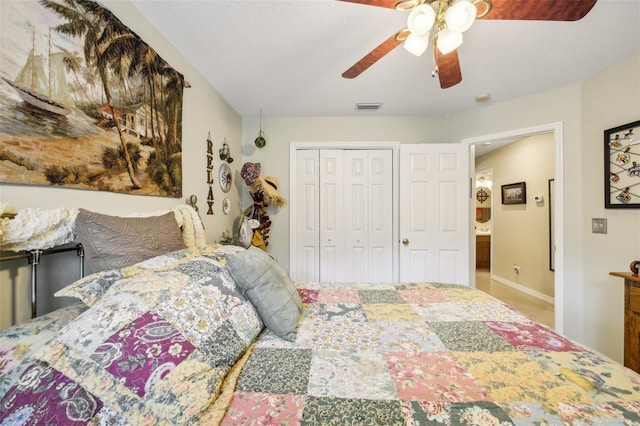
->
<box><xmin>592</xmin><ymin>218</ymin><xmax>607</xmax><ymax>234</ymax></box>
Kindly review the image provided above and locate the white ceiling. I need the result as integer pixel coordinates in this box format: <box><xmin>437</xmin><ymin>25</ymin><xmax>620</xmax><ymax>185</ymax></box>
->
<box><xmin>130</xmin><ymin>0</ymin><xmax>640</xmax><ymax>119</ymax></box>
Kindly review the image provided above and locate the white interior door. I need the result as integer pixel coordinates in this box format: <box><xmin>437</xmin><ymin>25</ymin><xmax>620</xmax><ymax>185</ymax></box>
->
<box><xmin>399</xmin><ymin>144</ymin><xmax>470</xmax><ymax>285</ymax></box>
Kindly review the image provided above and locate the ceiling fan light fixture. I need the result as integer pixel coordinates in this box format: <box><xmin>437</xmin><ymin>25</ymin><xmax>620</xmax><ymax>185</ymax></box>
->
<box><xmin>436</xmin><ymin>27</ymin><xmax>463</xmax><ymax>54</ymax></box>
<box><xmin>444</xmin><ymin>0</ymin><xmax>477</xmax><ymax>32</ymax></box>
<box><xmin>394</xmin><ymin>0</ymin><xmax>420</xmax><ymax>11</ymax></box>
<box><xmin>407</xmin><ymin>4</ymin><xmax>435</xmax><ymax>35</ymax></box>
<box><xmin>403</xmin><ymin>31</ymin><xmax>430</xmax><ymax>56</ymax></box>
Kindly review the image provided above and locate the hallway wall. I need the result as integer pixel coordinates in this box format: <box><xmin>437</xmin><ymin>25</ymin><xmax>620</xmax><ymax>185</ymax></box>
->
<box><xmin>476</xmin><ymin>134</ymin><xmax>555</xmax><ymax>299</ymax></box>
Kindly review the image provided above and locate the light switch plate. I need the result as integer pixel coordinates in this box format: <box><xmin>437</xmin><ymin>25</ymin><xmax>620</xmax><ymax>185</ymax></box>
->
<box><xmin>592</xmin><ymin>218</ymin><xmax>607</xmax><ymax>234</ymax></box>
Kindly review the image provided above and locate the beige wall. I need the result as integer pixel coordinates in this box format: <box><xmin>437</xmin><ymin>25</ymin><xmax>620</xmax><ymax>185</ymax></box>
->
<box><xmin>0</xmin><ymin>0</ymin><xmax>243</xmax><ymax>328</ymax></box>
<box><xmin>476</xmin><ymin>134</ymin><xmax>555</xmax><ymax>298</ymax></box>
<box><xmin>580</xmin><ymin>53</ymin><xmax>640</xmax><ymax>358</ymax></box>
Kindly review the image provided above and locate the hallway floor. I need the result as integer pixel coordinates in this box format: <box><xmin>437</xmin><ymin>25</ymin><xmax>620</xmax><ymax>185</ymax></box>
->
<box><xmin>475</xmin><ymin>268</ymin><xmax>554</xmax><ymax>328</ymax></box>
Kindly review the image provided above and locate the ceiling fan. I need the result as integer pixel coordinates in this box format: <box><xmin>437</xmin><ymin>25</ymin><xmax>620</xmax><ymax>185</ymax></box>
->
<box><xmin>340</xmin><ymin>0</ymin><xmax>598</xmax><ymax>88</ymax></box>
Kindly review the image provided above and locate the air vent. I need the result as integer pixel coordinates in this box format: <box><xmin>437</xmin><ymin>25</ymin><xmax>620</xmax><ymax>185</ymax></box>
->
<box><xmin>356</xmin><ymin>102</ymin><xmax>383</xmax><ymax>111</ymax></box>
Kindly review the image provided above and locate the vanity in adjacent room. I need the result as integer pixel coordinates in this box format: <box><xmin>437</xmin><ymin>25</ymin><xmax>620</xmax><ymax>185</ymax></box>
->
<box><xmin>476</xmin><ymin>233</ymin><xmax>491</xmax><ymax>269</ymax></box>
<box><xmin>475</xmin><ymin>177</ymin><xmax>492</xmax><ymax>269</ymax></box>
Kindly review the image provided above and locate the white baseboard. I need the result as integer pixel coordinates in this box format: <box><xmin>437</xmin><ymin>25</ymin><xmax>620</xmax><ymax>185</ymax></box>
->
<box><xmin>490</xmin><ymin>274</ymin><xmax>555</xmax><ymax>304</ymax></box>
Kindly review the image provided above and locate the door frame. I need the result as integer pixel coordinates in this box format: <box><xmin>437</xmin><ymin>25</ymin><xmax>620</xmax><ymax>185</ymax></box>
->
<box><xmin>289</xmin><ymin>141</ymin><xmax>401</xmax><ymax>281</ymax></box>
<box><xmin>474</xmin><ymin>167</ymin><xmax>494</xmax><ymax>272</ymax></box>
<box><xmin>462</xmin><ymin>122</ymin><xmax>564</xmax><ymax>333</ymax></box>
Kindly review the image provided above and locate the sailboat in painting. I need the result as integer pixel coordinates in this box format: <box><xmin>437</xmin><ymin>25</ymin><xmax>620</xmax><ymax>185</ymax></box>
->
<box><xmin>2</xmin><ymin>29</ymin><xmax>74</xmax><ymax>116</ymax></box>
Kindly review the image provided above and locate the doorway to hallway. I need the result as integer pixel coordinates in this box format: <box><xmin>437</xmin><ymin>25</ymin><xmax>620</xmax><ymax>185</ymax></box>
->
<box><xmin>464</xmin><ymin>122</ymin><xmax>563</xmax><ymax>332</ymax></box>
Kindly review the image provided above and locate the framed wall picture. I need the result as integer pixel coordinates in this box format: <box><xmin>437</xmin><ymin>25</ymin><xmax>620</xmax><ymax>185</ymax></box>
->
<box><xmin>1</xmin><ymin>0</ymin><xmax>184</xmax><ymax>198</ymax></box>
<box><xmin>501</xmin><ymin>182</ymin><xmax>526</xmax><ymax>205</ymax></box>
<box><xmin>604</xmin><ymin>120</ymin><xmax>640</xmax><ymax>208</ymax></box>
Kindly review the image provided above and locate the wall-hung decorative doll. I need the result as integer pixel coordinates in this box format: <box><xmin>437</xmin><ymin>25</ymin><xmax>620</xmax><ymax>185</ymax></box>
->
<box><xmin>240</xmin><ymin>162</ymin><xmax>286</xmax><ymax>249</ymax></box>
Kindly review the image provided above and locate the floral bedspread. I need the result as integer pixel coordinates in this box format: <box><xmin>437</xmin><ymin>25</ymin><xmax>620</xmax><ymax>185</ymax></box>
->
<box><xmin>2</xmin><ymin>280</ymin><xmax>640</xmax><ymax>425</ymax></box>
<box><xmin>0</xmin><ymin>302</ymin><xmax>87</xmax><ymax>399</ymax></box>
<box><xmin>0</xmin><ymin>245</ymin><xmax>260</xmax><ymax>425</ymax></box>
<box><xmin>219</xmin><ymin>281</ymin><xmax>640</xmax><ymax>425</ymax></box>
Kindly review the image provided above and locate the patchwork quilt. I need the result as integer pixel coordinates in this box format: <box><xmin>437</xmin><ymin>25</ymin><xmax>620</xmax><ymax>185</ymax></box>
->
<box><xmin>2</xmin><ymin>273</ymin><xmax>640</xmax><ymax>424</ymax></box>
<box><xmin>219</xmin><ymin>281</ymin><xmax>640</xmax><ymax>425</ymax></box>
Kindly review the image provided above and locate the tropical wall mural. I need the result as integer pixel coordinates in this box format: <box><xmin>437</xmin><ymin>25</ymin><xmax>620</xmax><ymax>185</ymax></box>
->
<box><xmin>0</xmin><ymin>0</ymin><xmax>184</xmax><ymax>197</ymax></box>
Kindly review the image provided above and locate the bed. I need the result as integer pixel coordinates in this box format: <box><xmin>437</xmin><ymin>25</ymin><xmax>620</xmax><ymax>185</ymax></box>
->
<box><xmin>1</xmin><ymin>210</ymin><xmax>640</xmax><ymax>425</ymax></box>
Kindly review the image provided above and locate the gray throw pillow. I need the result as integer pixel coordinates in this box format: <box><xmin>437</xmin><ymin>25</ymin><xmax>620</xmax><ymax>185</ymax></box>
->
<box><xmin>75</xmin><ymin>208</ymin><xmax>187</xmax><ymax>273</ymax></box>
<box><xmin>225</xmin><ymin>247</ymin><xmax>302</xmax><ymax>341</ymax></box>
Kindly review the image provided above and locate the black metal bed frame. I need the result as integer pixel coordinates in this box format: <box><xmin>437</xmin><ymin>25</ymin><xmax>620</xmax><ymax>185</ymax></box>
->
<box><xmin>1</xmin><ymin>244</ymin><xmax>84</xmax><ymax>319</ymax></box>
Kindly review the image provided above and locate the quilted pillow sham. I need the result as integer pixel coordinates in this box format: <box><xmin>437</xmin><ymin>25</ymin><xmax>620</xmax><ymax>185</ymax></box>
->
<box><xmin>226</xmin><ymin>246</ymin><xmax>302</xmax><ymax>341</ymax></box>
<box><xmin>74</xmin><ymin>208</ymin><xmax>187</xmax><ymax>273</ymax></box>
<box><xmin>29</xmin><ymin>252</ymin><xmax>263</xmax><ymax>424</ymax></box>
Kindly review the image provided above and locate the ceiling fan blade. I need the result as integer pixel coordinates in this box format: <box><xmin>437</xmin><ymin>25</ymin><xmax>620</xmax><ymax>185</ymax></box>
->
<box><xmin>336</xmin><ymin>0</ymin><xmax>405</xmax><ymax>10</ymax></box>
<box><xmin>342</xmin><ymin>30</ymin><xmax>407</xmax><ymax>79</ymax></box>
<box><xmin>479</xmin><ymin>0</ymin><xmax>597</xmax><ymax>21</ymax></box>
<box><xmin>435</xmin><ymin>48</ymin><xmax>462</xmax><ymax>89</ymax></box>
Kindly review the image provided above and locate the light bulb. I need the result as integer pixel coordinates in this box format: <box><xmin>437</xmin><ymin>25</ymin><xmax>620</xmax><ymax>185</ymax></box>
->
<box><xmin>436</xmin><ymin>27</ymin><xmax>463</xmax><ymax>54</ymax></box>
<box><xmin>407</xmin><ymin>4</ymin><xmax>435</xmax><ymax>35</ymax></box>
<box><xmin>403</xmin><ymin>32</ymin><xmax>430</xmax><ymax>56</ymax></box>
<box><xmin>444</xmin><ymin>0</ymin><xmax>476</xmax><ymax>32</ymax></box>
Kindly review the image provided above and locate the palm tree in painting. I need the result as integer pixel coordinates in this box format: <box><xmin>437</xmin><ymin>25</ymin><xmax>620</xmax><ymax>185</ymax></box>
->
<box><xmin>40</xmin><ymin>0</ymin><xmax>142</xmax><ymax>189</ymax></box>
<box><xmin>116</xmin><ymin>36</ymin><xmax>184</xmax><ymax>194</ymax></box>
<box><xmin>81</xmin><ymin>66</ymin><xmax>99</xmax><ymax>103</ymax></box>
<box><xmin>58</xmin><ymin>46</ymin><xmax>91</xmax><ymax>103</ymax></box>
<box><xmin>159</xmin><ymin>66</ymin><xmax>184</xmax><ymax>193</ymax></box>
<box><xmin>121</xmin><ymin>42</ymin><xmax>164</xmax><ymax>156</ymax></box>
<box><xmin>162</xmin><ymin>67</ymin><xmax>184</xmax><ymax>155</ymax></box>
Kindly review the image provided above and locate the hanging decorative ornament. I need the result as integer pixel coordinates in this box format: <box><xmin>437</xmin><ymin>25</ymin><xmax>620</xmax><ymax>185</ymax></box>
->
<box><xmin>219</xmin><ymin>138</ymin><xmax>233</xmax><ymax>163</ymax></box>
<box><xmin>255</xmin><ymin>109</ymin><xmax>266</xmax><ymax>148</ymax></box>
<box><xmin>219</xmin><ymin>139</ymin><xmax>229</xmax><ymax>160</ymax></box>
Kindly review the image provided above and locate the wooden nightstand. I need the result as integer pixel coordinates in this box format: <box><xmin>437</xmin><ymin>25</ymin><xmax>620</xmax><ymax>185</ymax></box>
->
<box><xmin>610</xmin><ymin>260</ymin><xmax>640</xmax><ymax>374</ymax></box>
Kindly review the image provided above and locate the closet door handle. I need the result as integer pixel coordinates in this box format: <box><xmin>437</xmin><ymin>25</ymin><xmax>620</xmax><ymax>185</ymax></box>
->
<box><xmin>402</xmin><ymin>238</ymin><xmax>409</xmax><ymax>246</ymax></box>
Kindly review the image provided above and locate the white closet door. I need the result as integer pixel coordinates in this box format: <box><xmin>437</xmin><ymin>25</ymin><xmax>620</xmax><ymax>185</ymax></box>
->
<box><xmin>344</xmin><ymin>150</ymin><xmax>367</xmax><ymax>281</ymax></box>
<box><xmin>319</xmin><ymin>150</ymin><xmax>344</xmax><ymax>281</ymax></box>
<box><xmin>292</xmin><ymin>149</ymin><xmax>320</xmax><ymax>281</ymax></box>
<box><xmin>291</xmin><ymin>147</ymin><xmax>394</xmax><ymax>283</ymax></box>
<box><xmin>368</xmin><ymin>150</ymin><xmax>394</xmax><ymax>282</ymax></box>
<box><xmin>344</xmin><ymin>150</ymin><xmax>393</xmax><ymax>282</ymax></box>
